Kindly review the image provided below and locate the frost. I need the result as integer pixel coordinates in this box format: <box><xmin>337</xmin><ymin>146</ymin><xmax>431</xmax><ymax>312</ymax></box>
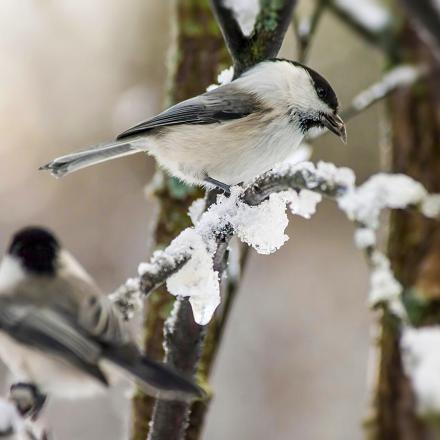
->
<box><xmin>334</xmin><ymin>0</ymin><xmax>391</xmax><ymax>32</ymax></box>
<box><xmin>421</xmin><ymin>194</ymin><xmax>440</xmax><ymax>218</ymax></box>
<box><xmin>354</xmin><ymin>227</ymin><xmax>376</xmax><ymax>249</ymax></box>
<box><xmin>222</xmin><ymin>0</ymin><xmax>260</xmax><ymax>36</ymax></box>
<box><xmin>369</xmin><ymin>251</ymin><xmax>403</xmax><ymax>313</ymax></box>
<box><xmin>402</xmin><ymin>326</ymin><xmax>440</xmax><ymax>415</ymax></box>
<box><xmin>351</xmin><ymin>65</ymin><xmax>422</xmax><ymax>112</ymax></box>
<box><xmin>339</xmin><ymin>173</ymin><xmax>427</xmax><ymax>229</ymax></box>
<box><xmin>206</xmin><ymin>66</ymin><xmax>234</xmax><ymax>91</ymax></box>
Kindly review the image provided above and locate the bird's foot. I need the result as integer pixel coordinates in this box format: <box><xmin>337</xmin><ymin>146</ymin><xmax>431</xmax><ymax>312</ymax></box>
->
<box><xmin>204</xmin><ymin>177</ymin><xmax>231</xmax><ymax>197</ymax></box>
<box><xmin>9</xmin><ymin>383</ymin><xmax>47</xmax><ymax>421</ymax></box>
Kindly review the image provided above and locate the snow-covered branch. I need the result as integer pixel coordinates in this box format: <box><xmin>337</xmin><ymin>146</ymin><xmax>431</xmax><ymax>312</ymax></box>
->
<box><xmin>328</xmin><ymin>0</ymin><xmax>397</xmax><ymax>56</ymax></box>
<box><xmin>341</xmin><ymin>64</ymin><xmax>426</xmax><ymax>120</ymax></box>
<box><xmin>112</xmin><ymin>161</ymin><xmax>440</xmax><ymax>326</ymax></box>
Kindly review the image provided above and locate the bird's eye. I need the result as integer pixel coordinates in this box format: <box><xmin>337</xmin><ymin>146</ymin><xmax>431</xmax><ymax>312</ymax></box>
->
<box><xmin>316</xmin><ymin>87</ymin><xmax>326</xmax><ymax>100</ymax></box>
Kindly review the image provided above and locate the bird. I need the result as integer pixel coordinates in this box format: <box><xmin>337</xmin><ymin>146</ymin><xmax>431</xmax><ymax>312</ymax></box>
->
<box><xmin>0</xmin><ymin>227</ymin><xmax>203</xmax><ymax>416</ymax></box>
<box><xmin>41</xmin><ymin>58</ymin><xmax>346</xmax><ymax>194</ymax></box>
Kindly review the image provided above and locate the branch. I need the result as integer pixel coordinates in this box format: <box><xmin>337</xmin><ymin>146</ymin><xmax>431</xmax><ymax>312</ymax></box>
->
<box><xmin>341</xmin><ymin>64</ymin><xmax>426</xmax><ymax>120</ymax></box>
<box><xmin>211</xmin><ymin>0</ymin><xmax>298</xmax><ymax>76</ymax></box>
<box><xmin>399</xmin><ymin>0</ymin><xmax>440</xmax><ymax>61</ymax></box>
<box><xmin>327</xmin><ymin>0</ymin><xmax>399</xmax><ymax>59</ymax></box>
<box><xmin>293</xmin><ymin>0</ymin><xmax>328</xmax><ymax>63</ymax></box>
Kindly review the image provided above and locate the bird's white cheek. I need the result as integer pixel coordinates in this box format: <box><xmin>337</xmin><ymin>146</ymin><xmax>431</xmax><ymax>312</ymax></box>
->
<box><xmin>0</xmin><ymin>256</ymin><xmax>25</xmax><ymax>292</ymax></box>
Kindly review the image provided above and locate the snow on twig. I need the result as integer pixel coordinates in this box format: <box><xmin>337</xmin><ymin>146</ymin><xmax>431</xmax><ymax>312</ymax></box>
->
<box><xmin>342</xmin><ymin>64</ymin><xmax>426</xmax><ymax>120</ymax></box>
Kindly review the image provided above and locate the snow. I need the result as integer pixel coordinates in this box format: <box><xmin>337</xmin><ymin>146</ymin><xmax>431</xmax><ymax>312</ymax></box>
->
<box><xmin>222</xmin><ymin>0</ymin><xmax>260</xmax><ymax>36</ymax></box>
<box><xmin>339</xmin><ymin>173</ymin><xmax>427</xmax><ymax>229</ymax></box>
<box><xmin>421</xmin><ymin>194</ymin><xmax>440</xmax><ymax>218</ymax></box>
<box><xmin>188</xmin><ymin>198</ymin><xmax>206</xmax><ymax>225</ymax></box>
<box><xmin>290</xmin><ymin>190</ymin><xmax>322</xmax><ymax>219</ymax></box>
<box><xmin>350</xmin><ymin>65</ymin><xmax>422</xmax><ymax>113</ymax></box>
<box><xmin>233</xmin><ymin>190</ymin><xmax>294</xmax><ymax>254</ymax></box>
<box><xmin>334</xmin><ymin>0</ymin><xmax>391</xmax><ymax>32</ymax></box>
<box><xmin>369</xmin><ymin>251</ymin><xmax>403</xmax><ymax>315</ymax></box>
<box><xmin>402</xmin><ymin>326</ymin><xmax>440</xmax><ymax>415</ymax></box>
<box><xmin>166</xmin><ymin>229</ymin><xmax>219</xmax><ymax>326</ymax></box>
<box><xmin>206</xmin><ymin>66</ymin><xmax>234</xmax><ymax>91</ymax></box>
<box><xmin>354</xmin><ymin>227</ymin><xmax>376</xmax><ymax>249</ymax></box>
<box><xmin>0</xmin><ymin>398</ymin><xmax>22</xmax><ymax>436</ymax></box>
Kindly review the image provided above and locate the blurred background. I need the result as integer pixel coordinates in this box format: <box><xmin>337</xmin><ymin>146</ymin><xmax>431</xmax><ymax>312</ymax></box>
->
<box><xmin>0</xmin><ymin>0</ymin><xmax>386</xmax><ymax>438</ymax></box>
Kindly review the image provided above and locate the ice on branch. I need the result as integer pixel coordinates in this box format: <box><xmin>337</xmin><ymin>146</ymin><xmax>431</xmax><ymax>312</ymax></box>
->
<box><xmin>334</xmin><ymin>0</ymin><xmax>391</xmax><ymax>32</ymax></box>
<box><xmin>402</xmin><ymin>326</ymin><xmax>440</xmax><ymax>415</ymax></box>
<box><xmin>339</xmin><ymin>173</ymin><xmax>427</xmax><ymax>229</ymax></box>
<box><xmin>222</xmin><ymin>0</ymin><xmax>260</xmax><ymax>36</ymax></box>
<box><xmin>349</xmin><ymin>65</ymin><xmax>423</xmax><ymax>114</ymax></box>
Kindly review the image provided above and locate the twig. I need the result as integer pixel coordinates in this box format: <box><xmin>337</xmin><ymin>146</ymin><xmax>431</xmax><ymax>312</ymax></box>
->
<box><xmin>211</xmin><ymin>0</ymin><xmax>298</xmax><ymax>76</ymax></box>
<box><xmin>293</xmin><ymin>0</ymin><xmax>328</xmax><ymax>62</ymax></box>
<box><xmin>399</xmin><ymin>0</ymin><xmax>440</xmax><ymax>61</ymax></box>
<box><xmin>327</xmin><ymin>0</ymin><xmax>399</xmax><ymax>59</ymax></box>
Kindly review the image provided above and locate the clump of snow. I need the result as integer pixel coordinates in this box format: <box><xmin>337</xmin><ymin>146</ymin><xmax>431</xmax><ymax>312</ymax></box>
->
<box><xmin>421</xmin><ymin>194</ymin><xmax>440</xmax><ymax>219</ymax></box>
<box><xmin>166</xmin><ymin>229</ymin><xmax>219</xmax><ymax>326</ymax></box>
<box><xmin>206</xmin><ymin>66</ymin><xmax>234</xmax><ymax>91</ymax></box>
<box><xmin>188</xmin><ymin>198</ymin><xmax>206</xmax><ymax>225</ymax></box>
<box><xmin>110</xmin><ymin>278</ymin><xmax>142</xmax><ymax>320</ymax></box>
<box><xmin>351</xmin><ymin>65</ymin><xmax>422</xmax><ymax>112</ymax></box>
<box><xmin>402</xmin><ymin>326</ymin><xmax>440</xmax><ymax>415</ymax></box>
<box><xmin>223</xmin><ymin>0</ymin><xmax>260</xmax><ymax>36</ymax></box>
<box><xmin>334</xmin><ymin>0</ymin><xmax>391</xmax><ymax>32</ymax></box>
<box><xmin>354</xmin><ymin>227</ymin><xmax>376</xmax><ymax>249</ymax></box>
<box><xmin>316</xmin><ymin>161</ymin><xmax>356</xmax><ymax>188</ymax></box>
<box><xmin>339</xmin><ymin>173</ymin><xmax>427</xmax><ymax>229</ymax></box>
<box><xmin>232</xmin><ymin>190</ymin><xmax>294</xmax><ymax>254</ymax></box>
<box><xmin>369</xmin><ymin>251</ymin><xmax>403</xmax><ymax>315</ymax></box>
<box><xmin>290</xmin><ymin>190</ymin><xmax>322</xmax><ymax>219</ymax></box>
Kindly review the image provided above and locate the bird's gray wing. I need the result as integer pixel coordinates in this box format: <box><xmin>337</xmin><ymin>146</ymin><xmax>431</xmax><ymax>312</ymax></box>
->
<box><xmin>117</xmin><ymin>84</ymin><xmax>261</xmax><ymax>139</ymax></box>
<box><xmin>0</xmin><ymin>300</ymin><xmax>108</xmax><ymax>385</ymax></box>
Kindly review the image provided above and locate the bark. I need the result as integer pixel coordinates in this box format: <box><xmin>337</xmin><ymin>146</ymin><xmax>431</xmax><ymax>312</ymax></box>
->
<box><xmin>369</xmin><ymin>20</ymin><xmax>440</xmax><ymax>440</ymax></box>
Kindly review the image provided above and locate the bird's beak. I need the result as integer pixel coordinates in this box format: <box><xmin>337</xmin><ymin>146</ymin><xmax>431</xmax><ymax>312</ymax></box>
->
<box><xmin>322</xmin><ymin>113</ymin><xmax>347</xmax><ymax>144</ymax></box>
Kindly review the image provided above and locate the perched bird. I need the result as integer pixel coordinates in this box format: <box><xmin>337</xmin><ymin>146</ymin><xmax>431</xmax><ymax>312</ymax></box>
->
<box><xmin>0</xmin><ymin>227</ymin><xmax>202</xmax><ymax>415</ymax></box>
<box><xmin>41</xmin><ymin>58</ymin><xmax>346</xmax><ymax>193</ymax></box>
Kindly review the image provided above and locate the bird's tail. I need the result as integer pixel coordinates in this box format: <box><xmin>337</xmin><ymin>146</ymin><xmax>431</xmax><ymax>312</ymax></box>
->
<box><xmin>111</xmin><ymin>351</ymin><xmax>205</xmax><ymax>401</ymax></box>
<box><xmin>39</xmin><ymin>139</ymin><xmax>143</xmax><ymax>178</ymax></box>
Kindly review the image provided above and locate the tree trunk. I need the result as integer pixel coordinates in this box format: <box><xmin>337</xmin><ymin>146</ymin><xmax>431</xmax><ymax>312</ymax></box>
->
<box><xmin>370</xmin><ymin>21</ymin><xmax>440</xmax><ymax>440</ymax></box>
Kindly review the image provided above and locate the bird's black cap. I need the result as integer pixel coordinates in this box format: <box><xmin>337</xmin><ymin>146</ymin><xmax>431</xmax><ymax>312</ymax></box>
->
<box><xmin>8</xmin><ymin>227</ymin><xmax>60</xmax><ymax>275</ymax></box>
<box><xmin>268</xmin><ymin>58</ymin><xmax>339</xmax><ymax>112</ymax></box>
